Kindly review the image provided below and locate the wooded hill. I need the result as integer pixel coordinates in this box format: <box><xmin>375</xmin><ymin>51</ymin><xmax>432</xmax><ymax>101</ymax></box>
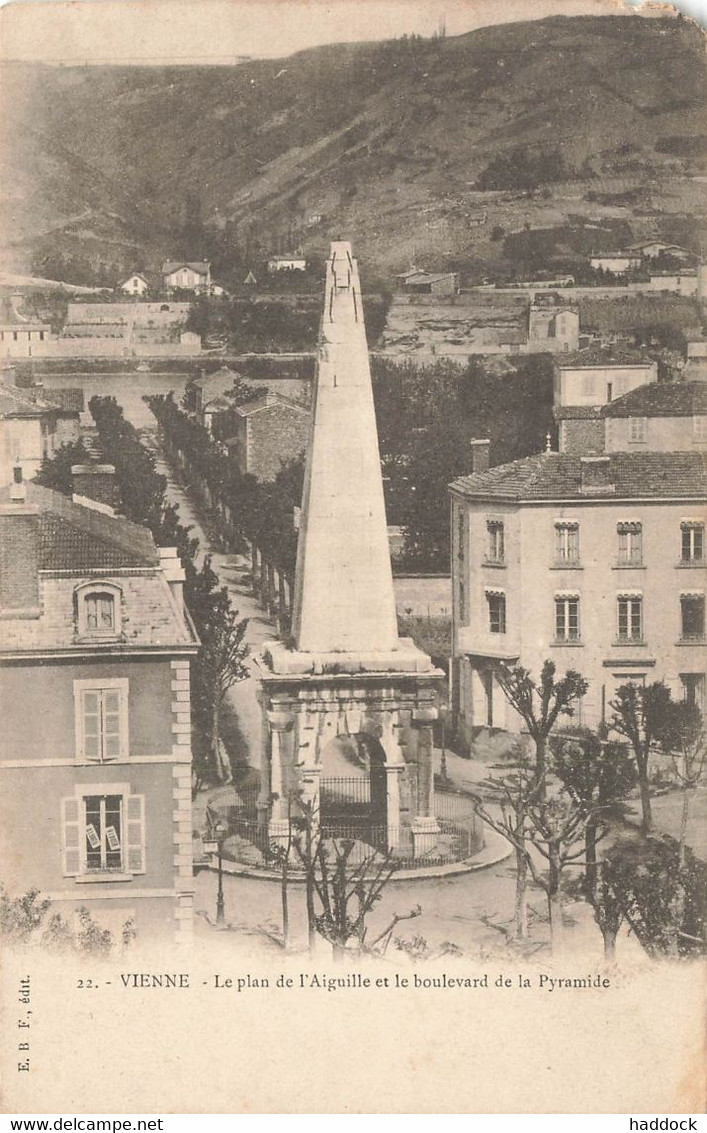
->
<box><xmin>1</xmin><ymin>13</ymin><xmax>704</xmax><ymax>283</ymax></box>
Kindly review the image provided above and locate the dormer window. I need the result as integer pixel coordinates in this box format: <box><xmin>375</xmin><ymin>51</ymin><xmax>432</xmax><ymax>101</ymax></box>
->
<box><xmin>75</xmin><ymin>581</ymin><xmax>122</xmax><ymax>640</ymax></box>
<box><xmin>86</xmin><ymin>592</ymin><xmax>115</xmax><ymax>632</ymax></box>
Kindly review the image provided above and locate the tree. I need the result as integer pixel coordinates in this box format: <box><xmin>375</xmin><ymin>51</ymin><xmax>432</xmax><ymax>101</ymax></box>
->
<box><xmin>610</xmin><ymin>681</ymin><xmax>675</xmax><ymax>833</ymax></box>
<box><xmin>497</xmin><ymin>660</ymin><xmax>589</xmax><ymax>783</ymax></box>
<box><xmin>289</xmin><ymin>804</ymin><xmax>403</xmax><ymax>960</ymax></box>
<box><xmin>471</xmin><ymin>764</ymin><xmax>594</xmax><ymax>953</ymax></box>
<box><xmin>523</xmin><ymin>788</ymin><xmax>594</xmax><ymax>954</ymax></box>
<box><xmin>664</xmin><ymin>704</ymin><xmax>705</xmax><ymax>867</ymax></box>
<box><xmin>188</xmin><ymin>558</ymin><xmax>249</xmax><ymax>789</ymax></box>
<box><xmin>469</xmin><ymin>755</ymin><xmax>541</xmax><ymax>940</ymax></box>
<box><xmin>586</xmin><ymin>862</ymin><xmax>625</xmax><ymax>962</ymax></box>
<box><xmin>603</xmin><ymin>835</ymin><xmax>706</xmax><ymax>959</ymax></box>
<box><xmin>0</xmin><ymin>886</ymin><xmax>51</xmax><ymax>944</ymax></box>
<box><xmin>551</xmin><ymin>728</ymin><xmax>636</xmax><ymax>898</ymax></box>
<box><xmin>34</xmin><ymin>439</ymin><xmax>90</xmax><ymax>494</ymax></box>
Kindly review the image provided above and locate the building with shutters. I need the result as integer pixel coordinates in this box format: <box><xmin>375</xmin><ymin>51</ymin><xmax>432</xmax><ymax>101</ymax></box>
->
<box><xmin>0</xmin><ymin>474</ymin><xmax>199</xmax><ymax>946</ymax></box>
<box><xmin>449</xmin><ymin>451</ymin><xmax>706</xmax><ymax>748</ymax></box>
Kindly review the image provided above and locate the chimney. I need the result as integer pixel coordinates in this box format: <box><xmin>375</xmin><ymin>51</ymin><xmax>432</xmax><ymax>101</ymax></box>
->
<box><xmin>470</xmin><ymin>439</ymin><xmax>490</xmax><ymax>475</ymax></box>
<box><xmin>580</xmin><ymin>456</ymin><xmax>615</xmax><ymax>496</ymax></box>
<box><xmin>0</xmin><ymin>470</ymin><xmax>40</xmax><ymax>614</ymax></box>
<box><xmin>159</xmin><ymin>547</ymin><xmax>186</xmax><ymax>614</ymax></box>
<box><xmin>71</xmin><ymin>464</ymin><xmax>118</xmax><ymax>513</ymax></box>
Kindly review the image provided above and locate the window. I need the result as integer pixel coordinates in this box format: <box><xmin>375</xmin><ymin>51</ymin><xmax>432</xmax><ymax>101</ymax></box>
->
<box><xmin>487</xmin><ymin>591</ymin><xmax>506</xmax><ymax>634</ymax></box>
<box><xmin>486</xmin><ymin>520</ymin><xmax>505</xmax><ymax>564</ymax></box>
<box><xmin>62</xmin><ymin>790</ymin><xmax>145</xmax><ymax>877</ymax></box>
<box><xmin>555</xmin><ymin>596</ymin><xmax>580</xmax><ymax>642</ymax></box>
<box><xmin>617</xmin><ymin>521</ymin><xmax>643</xmax><ymax>566</ymax></box>
<box><xmin>681</xmin><ymin>522</ymin><xmax>704</xmax><ymax>564</ymax></box>
<box><xmin>606</xmin><ymin>382</ymin><xmax>613</xmax><ymax>403</ymax></box>
<box><xmin>617</xmin><ymin>595</ymin><xmax>643</xmax><ymax>643</ymax></box>
<box><xmin>84</xmin><ymin>795</ymin><xmax>123</xmax><ymax>871</ymax></box>
<box><xmin>680</xmin><ymin>673</ymin><xmax>705</xmax><ymax>711</ymax></box>
<box><xmin>680</xmin><ymin>594</ymin><xmax>705</xmax><ymax>642</ymax></box>
<box><xmin>693</xmin><ymin>416</ymin><xmax>706</xmax><ymax>443</ymax></box>
<box><xmin>74</xmin><ymin>679</ymin><xmax>128</xmax><ymax>762</ymax></box>
<box><xmin>75</xmin><ymin>582</ymin><xmax>122</xmax><ymax>638</ymax></box>
<box><xmin>628</xmin><ymin>417</ymin><xmax>647</xmax><ymax>444</ymax></box>
<box><xmin>85</xmin><ymin>592</ymin><xmax>115</xmax><ymax>632</ymax></box>
<box><xmin>554</xmin><ymin>521</ymin><xmax>580</xmax><ymax>566</ymax></box>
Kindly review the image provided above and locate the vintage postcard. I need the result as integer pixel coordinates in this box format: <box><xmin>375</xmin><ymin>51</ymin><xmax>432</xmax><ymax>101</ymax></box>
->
<box><xmin>0</xmin><ymin>0</ymin><xmax>705</xmax><ymax>1116</ymax></box>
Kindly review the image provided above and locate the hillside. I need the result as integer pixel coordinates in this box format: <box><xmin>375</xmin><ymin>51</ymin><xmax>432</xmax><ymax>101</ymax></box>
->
<box><xmin>1</xmin><ymin>13</ymin><xmax>705</xmax><ymax>283</ymax></box>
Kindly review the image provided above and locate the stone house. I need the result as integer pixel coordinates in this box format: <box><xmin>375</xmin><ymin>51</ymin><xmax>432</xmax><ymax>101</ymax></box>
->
<box><xmin>0</xmin><ymin>475</ymin><xmax>199</xmax><ymax>945</ymax></box>
<box><xmin>267</xmin><ymin>255</ymin><xmax>307</xmax><ymax>273</ymax></box>
<box><xmin>0</xmin><ymin>383</ymin><xmax>80</xmax><ymax>486</ymax></box>
<box><xmin>119</xmin><ymin>273</ymin><xmax>150</xmax><ymax>296</ymax></box>
<box><xmin>526</xmin><ymin>294</ymin><xmax>579</xmax><ymax>354</ymax></box>
<box><xmin>449</xmin><ymin>451</ymin><xmax>706</xmax><ymax>745</ymax></box>
<box><xmin>554</xmin><ymin>348</ymin><xmax>658</xmax><ymax>455</ymax></box>
<box><xmin>222</xmin><ymin>392</ymin><xmax>310</xmax><ymax>481</ymax></box>
<box><xmin>602</xmin><ymin>381</ymin><xmax>707</xmax><ymax>453</ymax></box>
<box><xmin>162</xmin><ymin>261</ymin><xmax>212</xmax><ymax>293</ymax></box>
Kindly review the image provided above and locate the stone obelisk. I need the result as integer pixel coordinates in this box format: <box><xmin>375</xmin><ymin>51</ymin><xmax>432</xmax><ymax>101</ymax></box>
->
<box><xmin>259</xmin><ymin>241</ymin><xmax>442</xmax><ymax>857</ymax></box>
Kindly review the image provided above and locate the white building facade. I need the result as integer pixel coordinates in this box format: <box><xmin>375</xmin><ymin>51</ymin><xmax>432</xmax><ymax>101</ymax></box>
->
<box><xmin>449</xmin><ymin>452</ymin><xmax>706</xmax><ymax>747</ymax></box>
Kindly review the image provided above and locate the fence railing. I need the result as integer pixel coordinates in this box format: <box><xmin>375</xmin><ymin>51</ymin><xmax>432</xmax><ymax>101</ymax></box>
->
<box><xmin>207</xmin><ymin>782</ymin><xmax>483</xmax><ymax>872</ymax></box>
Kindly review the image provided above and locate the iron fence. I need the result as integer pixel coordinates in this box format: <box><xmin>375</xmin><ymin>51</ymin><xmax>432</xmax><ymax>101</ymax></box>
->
<box><xmin>207</xmin><ymin>780</ymin><xmax>483</xmax><ymax>872</ymax></box>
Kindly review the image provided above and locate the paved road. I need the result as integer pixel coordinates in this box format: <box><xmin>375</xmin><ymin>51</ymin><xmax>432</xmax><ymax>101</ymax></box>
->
<box><xmin>148</xmin><ymin>434</ymin><xmax>703</xmax><ymax>963</ymax></box>
<box><xmin>152</xmin><ymin>443</ymin><xmax>278</xmax><ymax>773</ymax></box>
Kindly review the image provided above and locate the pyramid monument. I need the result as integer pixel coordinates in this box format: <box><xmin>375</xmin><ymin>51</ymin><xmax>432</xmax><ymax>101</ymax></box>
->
<box><xmin>258</xmin><ymin>241</ymin><xmax>443</xmax><ymax>856</ymax></box>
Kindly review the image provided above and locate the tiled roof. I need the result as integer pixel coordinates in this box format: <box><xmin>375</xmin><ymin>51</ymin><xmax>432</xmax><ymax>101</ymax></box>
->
<box><xmin>0</xmin><ymin>383</ymin><xmax>54</xmax><ymax>419</ymax></box>
<box><xmin>601</xmin><ymin>381</ymin><xmax>707</xmax><ymax>419</ymax></box>
<box><xmin>26</xmin><ymin>482</ymin><xmax>159</xmax><ymax>569</ymax></box>
<box><xmin>404</xmin><ymin>272</ymin><xmax>457</xmax><ymax>285</ymax></box>
<box><xmin>451</xmin><ymin>452</ymin><xmax>707</xmax><ymax>502</ymax></box>
<box><xmin>162</xmin><ymin>261</ymin><xmax>210</xmax><ymax>276</ymax></box>
<box><xmin>554</xmin><ymin>405</ymin><xmax>602</xmax><ymax>420</ymax></box>
<box><xmin>34</xmin><ymin>386</ymin><xmax>84</xmax><ymax>414</ymax></box>
<box><xmin>558</xmin><ymin>346</ymin><xmax>653</xmax><ymax>368</ymax></box>
<box><xmin>234</xmin><ymin>391</ymin><xmax>309</xmax><ymax>417</ymax></box>
<box><xmin>192</xmin><ymin>366</ymin><xmax>242</xmax><ymax>390</ymax></box>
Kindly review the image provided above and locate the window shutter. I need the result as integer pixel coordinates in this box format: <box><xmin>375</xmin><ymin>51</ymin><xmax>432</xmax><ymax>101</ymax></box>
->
<box><xmin>81</xmin><ymin>690</ymin><xmax>101</xmax><ymax>760</ymax></box>
<box><xmin>102</xmin><ymin>689</ymin><xmax>122</xmax><ymax>760</ymax></box>
<box><xmin>126</xmin><ymin>795</ymin><xmax>146</xmax><ymax>874</ymax></box>
<box><xmin>62</xmin><ymin>797</ymin><xmax>81</xmax><ymax>876</ymax></box>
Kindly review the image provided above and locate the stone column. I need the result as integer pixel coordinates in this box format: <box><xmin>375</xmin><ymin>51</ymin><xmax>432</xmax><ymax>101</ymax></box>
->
<box><xmin>267</xmin><ymin>709</ymin><xmax>295</xmax><ymax>846</ymax></box>
<box><xmin>299</xmin><ymin>764</ymin><xmax>322</xmax><ymax>838</ymax></box>
<box><xmin>411</xmin><ymin>706</ymin><xmax>439</xmax><ymax>858</ymax></box>
<box><xmin>384</xmin><ymin>764</ymin><xmax>403</xmax><ymax>850</ymax></box>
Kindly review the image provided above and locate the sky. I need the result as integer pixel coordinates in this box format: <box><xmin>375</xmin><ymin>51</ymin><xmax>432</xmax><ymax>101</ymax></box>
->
<box><xmin>0</xmin><ymin>0</ymin><xmax>704</xmax><ymax>66</ymax></box>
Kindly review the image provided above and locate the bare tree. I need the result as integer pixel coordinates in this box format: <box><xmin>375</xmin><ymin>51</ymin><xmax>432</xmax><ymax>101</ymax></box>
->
<box><xmin>472</xmin><ymin>767</ymin><xmax>600</xmax><ymax>953</ymax></box>
<box><xmin>289</xmin><ymin>805</ymin><xmax>402</xmax><ymax>960</ymax></box>
<box><xmin>469</xmin><ymin>756</ymin><xmax>541</xmax><ymax>940</ymax></box>
<box><xmin>497</xmin><ymin>661</ymin><xmax>589</xmax><ymax>784</ymax></box>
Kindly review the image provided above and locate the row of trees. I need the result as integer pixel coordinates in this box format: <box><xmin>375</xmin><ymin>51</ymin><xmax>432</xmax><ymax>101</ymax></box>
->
<box><xmin>468</xmin><ymin>662</ymin><xmax>705</xmax><ymax>960</ymax></box>
<box><xmin>146</xmin><ymin>392</ymin><xmax>304</xmax><ymax>584</ymax></box>
<box><xmin>35</xmin><ymin>400</ymin><xmax>249</xmax><ymax>790</ymax></box>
